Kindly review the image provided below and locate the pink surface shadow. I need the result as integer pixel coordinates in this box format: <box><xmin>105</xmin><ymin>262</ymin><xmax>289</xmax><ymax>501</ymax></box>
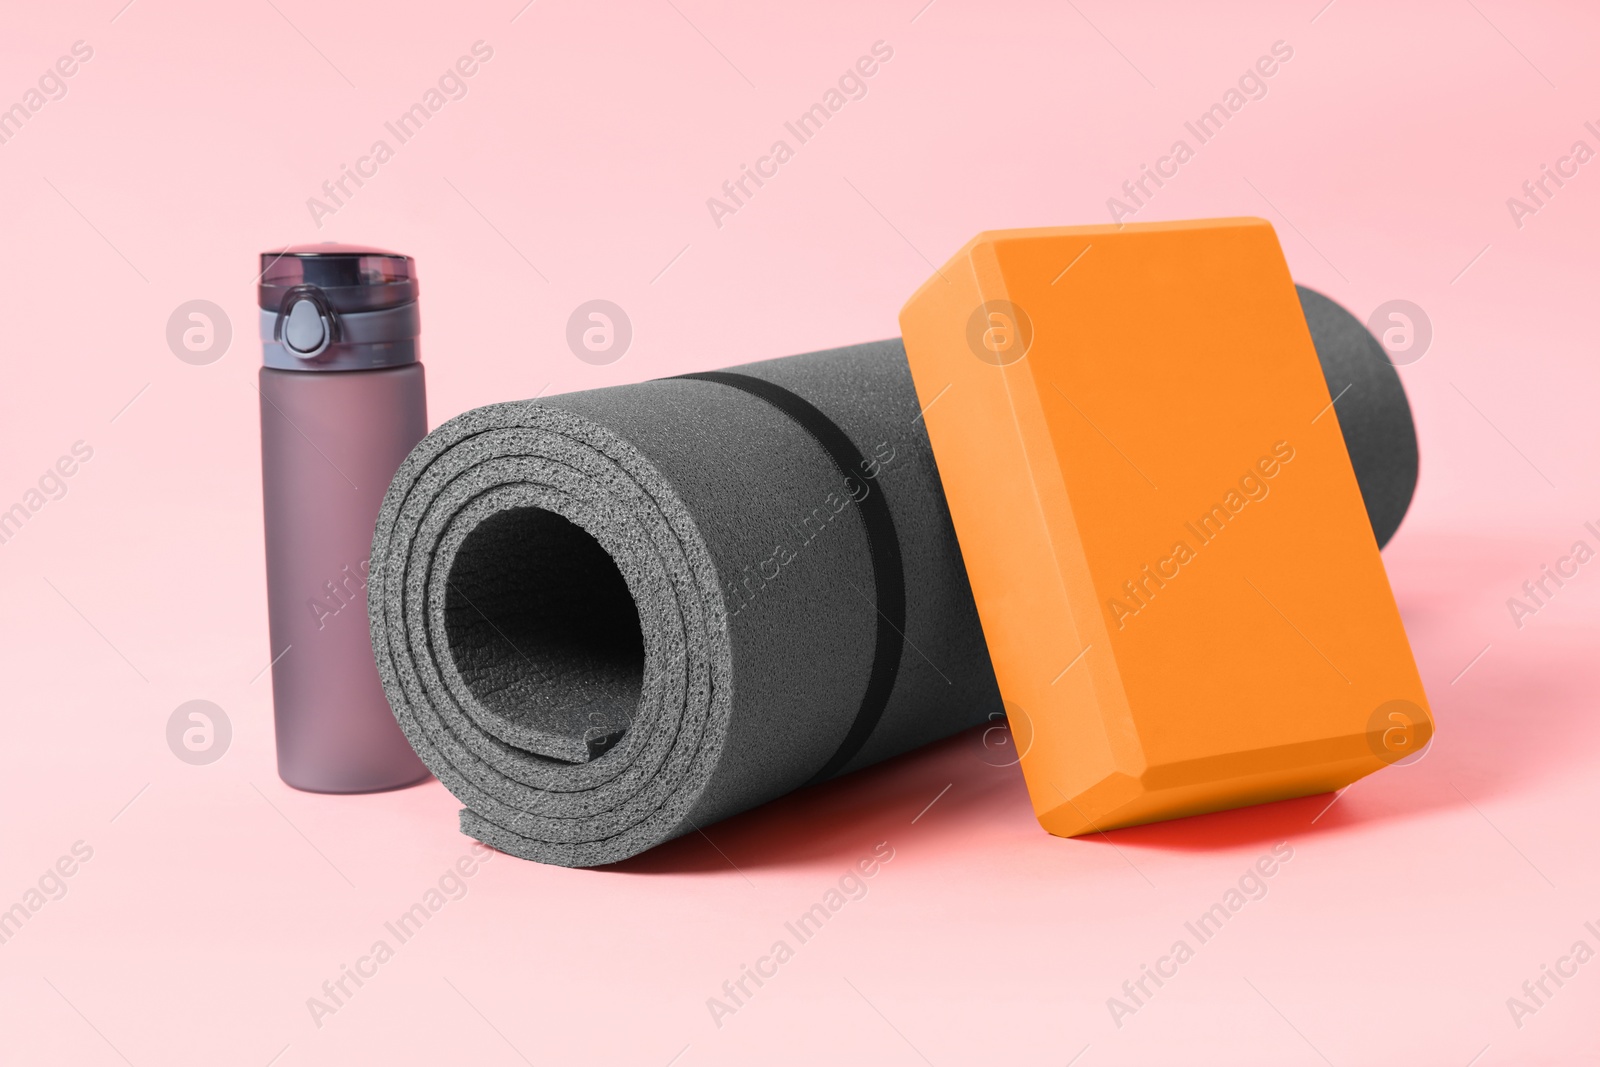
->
<box><xmin>606</xmin><ymin>729</ymin><xmax>1028</xmax><ymax>875</ymax></box>
<box><xmin>611</xmin><ymin>529</ymin><xmax>1600</xmax><ymax>869</ymax></box>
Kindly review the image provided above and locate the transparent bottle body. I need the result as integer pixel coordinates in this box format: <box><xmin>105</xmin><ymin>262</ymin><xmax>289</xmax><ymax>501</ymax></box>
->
<box><xmin>259</xmin><ymin>363</ymin><xmax>430</xmax><ymax>792</ymax></box>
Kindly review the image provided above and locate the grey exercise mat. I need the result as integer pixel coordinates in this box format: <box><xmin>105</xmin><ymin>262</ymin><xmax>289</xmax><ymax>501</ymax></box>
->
<box><xmin>369</xmin><ymin>289</ymin><xmax>1416</xmax><ymax>867</ymax></box>
<box><xmin>1296</xmin><ymin>286</ymin><xmax>1418</xmax><ymax>548</ymax></box>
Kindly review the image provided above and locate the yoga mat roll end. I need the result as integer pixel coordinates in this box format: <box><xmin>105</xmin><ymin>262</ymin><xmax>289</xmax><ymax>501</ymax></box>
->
<box><xmin>369</xmin><ymin>345</ymin><xmax>1001</xmax><ymax>866</ymax></box>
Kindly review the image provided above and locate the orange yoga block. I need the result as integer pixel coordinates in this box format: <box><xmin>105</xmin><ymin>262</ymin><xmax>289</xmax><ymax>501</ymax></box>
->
<box><xmin>898</xmin><ymin>218</ymin><xmax>1433</xmax><ymax>837</ymax></box>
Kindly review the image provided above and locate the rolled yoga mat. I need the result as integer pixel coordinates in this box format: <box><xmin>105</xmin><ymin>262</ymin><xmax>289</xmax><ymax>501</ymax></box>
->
<box><xmin>369</xmin><ymin>286</ymin><xmax>1417</xmax><ymax>867</ymax></box>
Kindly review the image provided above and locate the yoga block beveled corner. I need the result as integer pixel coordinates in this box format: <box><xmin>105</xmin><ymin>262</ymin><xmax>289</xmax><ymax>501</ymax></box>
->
<box><xmin>898</xmin><ymin>218</ymin><xmax>1433</xmax><ymax>838</ymax></box>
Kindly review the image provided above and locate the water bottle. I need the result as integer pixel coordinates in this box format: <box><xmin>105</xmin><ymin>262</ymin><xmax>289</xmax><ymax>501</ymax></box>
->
<box><xmin>258</xmin><ymin>244</ymin><xmax>430</xmax><ymax>793</ymax></box>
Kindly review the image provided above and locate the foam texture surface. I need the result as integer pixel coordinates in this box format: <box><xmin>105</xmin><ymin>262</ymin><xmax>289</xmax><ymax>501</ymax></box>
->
<box><xmin>369</xmin><ymin>340</ymin><xmax>1003</xmax><ymax>866</ymax></box>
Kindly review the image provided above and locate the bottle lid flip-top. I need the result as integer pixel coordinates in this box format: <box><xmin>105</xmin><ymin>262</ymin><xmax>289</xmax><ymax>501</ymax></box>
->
<box><xmin>258</xmin><ymin>244</ymin><xmax>420</xmax><ymax>371</ymax></box>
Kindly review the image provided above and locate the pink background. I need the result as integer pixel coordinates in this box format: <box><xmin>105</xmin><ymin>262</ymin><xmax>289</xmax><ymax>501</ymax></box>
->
<box><xmin>2</xmin><ymin>1</ymin><xmax>1597</xmax><ymax>1063</ymax></box>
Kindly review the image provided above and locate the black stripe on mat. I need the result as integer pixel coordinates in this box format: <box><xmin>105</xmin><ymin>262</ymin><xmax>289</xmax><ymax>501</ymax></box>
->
<box><xmin>675</xmin><ymin>370</ymin><xmax>906</xmax><ymax>785</ymax></box>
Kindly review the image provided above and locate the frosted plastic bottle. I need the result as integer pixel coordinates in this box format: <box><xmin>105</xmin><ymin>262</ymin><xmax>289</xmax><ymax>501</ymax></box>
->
<box><xmin>258</xmin><ymin>245</ymin><xmax>431</xmax><ymax>793</ymax></box>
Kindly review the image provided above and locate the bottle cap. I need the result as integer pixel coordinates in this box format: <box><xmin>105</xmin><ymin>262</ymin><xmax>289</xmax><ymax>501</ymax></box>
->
<box><xmin>258</xmin><ymin>244</ymin><xmax>420</xmax><ymax>371</ymax></box>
